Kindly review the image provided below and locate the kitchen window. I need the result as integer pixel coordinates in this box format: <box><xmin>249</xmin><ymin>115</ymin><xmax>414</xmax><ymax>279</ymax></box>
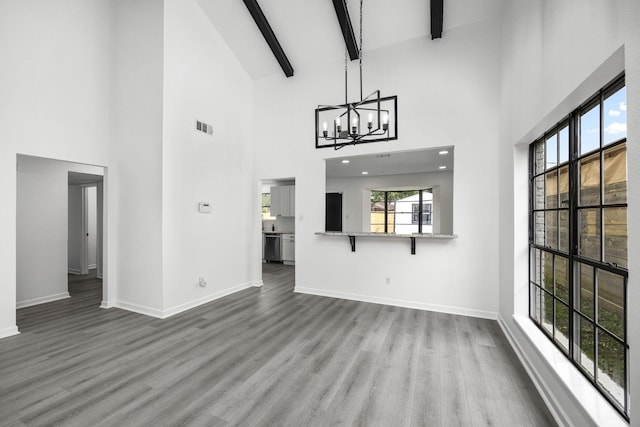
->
<box><xmin>370</xmin><ymin>189</ymin><xmax>432</xmax><ymax>233</ymax></box>
<box><xmin>262</xmin><ymin>193</ymin><xmax>275</xmax><ymax>220</ymax></box>
<box><xmin>528</xmin><ymin>74</ymin><xmax>628</xmax><ymax>418</ymax></box>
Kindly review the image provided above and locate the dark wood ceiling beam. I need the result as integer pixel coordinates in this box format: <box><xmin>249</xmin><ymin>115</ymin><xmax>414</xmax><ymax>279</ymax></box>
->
<box><xmin>431</xmin><ymin>0</ymin><xmax>443</xmax><ymax>39</ymax></box>
<box><xmin>242</xmin><ymin>0</ymin><xmax>294</xmax><ymax>77</ymax></box>
<box><xmin>331</xmin><ymin>0</ymin><xmax>359</xmax><ymax>61</ymax></box>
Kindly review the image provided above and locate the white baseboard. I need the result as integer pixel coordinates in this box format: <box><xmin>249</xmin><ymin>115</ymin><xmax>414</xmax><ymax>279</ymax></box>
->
<box><xmin>0</xmin><ymin>325</ymin><xmax>20</xmax><ymax>340</ymax></box>
<box><xmin>253</xmin><ymin>280</ymin><xmax>264</xmax><ymax>287</ymax></box>
<box><xmin>100</xmin><ymin>301</ymin><xmax>112</xmax><ymax>309</ymax></box>
<box><xmin>497</xmin><ymin>315</ymin><xmax>570</xmax><ymax>427</ymax></box>
<box><xmin>162</xmin><ymin>281</ymin><xmax>256</xmax><ymax>318</ymax></box>
<box><xmin>294</xmin><ymin>286</ymin><xmax>497</xmax><ymax>320</ymax></box>
<box><xmin>68</xmin><ymin>268</ymin><xmax>82</xmax><ymax>275</ymax></box>
<box><xmin>16</xmin><ymin>292</ymin><xmax>71</xmax><ymax>309</ymax></box>
<box><xmin>115</xmin><ymin>282</ymin><xmax>258</xmax><ymax>319</ymax></box>
<box><xmin>497</xmin><ymin>314</ymin><xmax>627</xmax><ymax>427</ymax></box>
<box><xmin>89</xmin><ymin>264</ymin><xmax>97</xmax><ymax>270</ymax></box>
<box><xmin>114</xmin><ymin>300</ymin><xmax>164</xmax><ymax>319</ymax></box>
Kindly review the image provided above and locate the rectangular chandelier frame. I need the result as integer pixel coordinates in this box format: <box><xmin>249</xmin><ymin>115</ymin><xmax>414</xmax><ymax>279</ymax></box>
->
<box><xmin>315</xmin><ymin>94</ymin><xmax>398</xmax><ymax>150</ymax></box>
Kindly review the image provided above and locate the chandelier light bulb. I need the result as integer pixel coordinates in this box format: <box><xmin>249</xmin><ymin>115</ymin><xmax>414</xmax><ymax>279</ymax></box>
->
<box><xmin>323</xmin><ymin>121</ymin><xmax>328</xmax><ymax>131</ymax></box>
<box><xmin>382</xmin><ymin>112</ymin><xmax>389</xmax><ymax>131</ymax></box>
<box><xmin>368</xmin><ymin>113</ymin><xmax>373</xmax><ymax>128</ymax></box>
<box><xmin>336</xmin><ymin>117</ymin><xmax>341</xmax><ymax>133</ymax></box>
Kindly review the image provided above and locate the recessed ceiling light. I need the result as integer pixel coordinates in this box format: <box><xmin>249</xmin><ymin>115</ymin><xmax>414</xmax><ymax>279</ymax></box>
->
<box><xmin>439</xmin><ymin>166</ymin><xmax>447</xmax><ymax>169</ymax></box>
<box><xmin>439</xmin><ymin>150</ymin><xmax>449</xmax><ymax>155</ymax></box>
<box><xmin>341</xmin><ymin>159</ymin><xmax>350</xmax><ymax>164</ymax></box>
<box><xmin>361</xmin><ymin>171</ymin><xmax>369</xmax><ymax>175</ymax></box>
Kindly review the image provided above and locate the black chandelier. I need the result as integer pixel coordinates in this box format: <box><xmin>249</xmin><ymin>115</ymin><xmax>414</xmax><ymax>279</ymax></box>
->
<box><xmin>315</xmin><ymin>0</ymin><xmax>398</xmax><ymax>150</ymax></box>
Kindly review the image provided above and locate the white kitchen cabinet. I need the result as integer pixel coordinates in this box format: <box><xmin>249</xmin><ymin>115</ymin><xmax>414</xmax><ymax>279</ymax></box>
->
<box><xmin>282</xmin><ymin>233</ymin><xmax>295</xmax><ymax>264</ymax></box>
<box><xmin>270</xmin><ymin>185</ymin><xmax>295</xmax><ymax>217</ymax></box>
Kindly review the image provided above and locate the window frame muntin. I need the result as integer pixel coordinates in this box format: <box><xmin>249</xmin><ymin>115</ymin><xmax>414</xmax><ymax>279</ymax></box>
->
<box><xmin>528</xmin><ymin>73</ymin><xmax>629</xmax><ymax>418</ymax></box>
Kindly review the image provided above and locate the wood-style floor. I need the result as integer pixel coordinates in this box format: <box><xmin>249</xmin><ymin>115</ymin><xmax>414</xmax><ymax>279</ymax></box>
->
<box><xmin>1</xmin><ymin>265</ymin><xmax>556</xmax><ymax>426</ymax></box>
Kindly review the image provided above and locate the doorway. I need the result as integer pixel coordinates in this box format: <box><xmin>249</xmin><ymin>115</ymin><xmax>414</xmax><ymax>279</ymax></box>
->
<box><xmin>16</xmin><ymin>155</ymin><xmax>107</xmax><ymax>315</ymax></box>
<box><xmin>260</xmin><ymin>178</ymin><xmax>295</xmax><ymax>291</ymax></box>
<box><xmin>68</xmin><ymin>173</ymin><xmax>104</xmax><ymax>302</ymax></box>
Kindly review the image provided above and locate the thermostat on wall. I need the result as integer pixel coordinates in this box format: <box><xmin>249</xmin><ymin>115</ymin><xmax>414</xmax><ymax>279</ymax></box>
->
<box><xmin>198</xmin><ymin>202</ymin><xmax>212</xmax><ymax>213</ymax></box>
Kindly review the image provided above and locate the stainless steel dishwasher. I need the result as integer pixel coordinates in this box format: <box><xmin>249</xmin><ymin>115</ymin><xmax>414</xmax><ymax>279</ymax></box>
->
<box><xmin>264</xmin><ymin>233</ymin><xmax>282</xmax><ymax>262</ymax></box>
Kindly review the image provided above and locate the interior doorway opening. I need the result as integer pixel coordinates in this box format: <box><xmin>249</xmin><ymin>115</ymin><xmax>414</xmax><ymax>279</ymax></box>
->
<box><xmin>16</xmin><ymin>155</ymin><xmax>107</xmax><ymax>322</ymax></box>
<box><xmin>260</xmin><ymin>177</ymin><xmax>295</xmax><ymax>290</ymax></box>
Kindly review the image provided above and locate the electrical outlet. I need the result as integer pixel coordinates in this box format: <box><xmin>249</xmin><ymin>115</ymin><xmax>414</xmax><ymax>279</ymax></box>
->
<box><xmin>199</xmin><ymin>277</ymin><xmax>207</xmax><ymax>287</ymax></box>
<box><xmin>385</xmin><ymin>277</ymin><xmax>390</xmax><ymax>285</ymax></box>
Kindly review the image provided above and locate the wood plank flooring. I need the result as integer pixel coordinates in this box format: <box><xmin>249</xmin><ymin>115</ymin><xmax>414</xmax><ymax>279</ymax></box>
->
<box><xmin>1</xmin><ymin>265</ymin><xmax>556</xmax><ymax>426</ymax></box>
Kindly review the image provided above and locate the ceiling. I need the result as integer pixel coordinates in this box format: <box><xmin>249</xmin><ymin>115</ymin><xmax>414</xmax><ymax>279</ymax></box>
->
<box><xmin>196</xmin><ymin>0</ymin><xmax>505</xmax><ymax>80</ymax></box>
<box><xmin>325</xmin><ymin>146</ymin><xmax>454</xmax><ymax>179</ymax></box>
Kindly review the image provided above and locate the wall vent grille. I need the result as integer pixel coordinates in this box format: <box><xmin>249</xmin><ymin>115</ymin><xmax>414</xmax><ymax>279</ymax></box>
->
<box><xmin>195</xmin><ymin>120</ymin><xmax>213</xmax><ymax>135</ymax></box>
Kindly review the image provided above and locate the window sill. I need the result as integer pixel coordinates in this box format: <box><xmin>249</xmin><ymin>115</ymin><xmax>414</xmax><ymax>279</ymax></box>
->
<box><xmin>512</xmin><ymin>315</ymin><xmax>628</xmax><ymax>427</ymax></box>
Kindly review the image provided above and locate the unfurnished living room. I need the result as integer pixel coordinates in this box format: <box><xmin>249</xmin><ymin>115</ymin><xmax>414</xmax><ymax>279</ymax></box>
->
<box><xmin>1</xmin><ymin>1</ymin><xmax>639</xmax><ymax>426</ymax></box>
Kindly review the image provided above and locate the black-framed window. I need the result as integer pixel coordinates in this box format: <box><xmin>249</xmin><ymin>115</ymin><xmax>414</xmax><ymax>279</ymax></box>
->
<box><xmin>528</xmin><ymin>74</ymin><xmax>628</xmax><ymax>418</ymax></box>
<box><xmin>370</xmin><ymin>189</ymin><xmax>432</xmax><ymax>233</ymax></box>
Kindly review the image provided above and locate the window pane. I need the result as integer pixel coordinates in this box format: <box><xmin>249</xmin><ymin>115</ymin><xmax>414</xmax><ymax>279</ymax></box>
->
<box><xmin>531</xmin><ymin>284</ymin><xmax>541</xmax><ymax>324</ymax></box>
<box><xmin>559</xmin><ymin>126</ymin><xmax>569</xmax><ymax>163</ymax></box>
<box><xmin>541</xmin><ymin>290</ymin><xmax>553</xmax><ymax>335</ymax></box>
<box><xmin>534</xmin><ymin>212</ymin><xmax>545</xmax><ymax>245</ymax></box>
<box><xmin>558</xmin><ymin>166</ymin><xmax>569</xmax><ymax>208</ymax></box>
<box><xmin>578</xmin><ymin>208</ymin><xmax>601</xmax><ymax>261</ymax></box>
<box><xmin>555</xmin><ymin>256</ymin><xmax>568</xmax><ymax>302</ymax></box>
<box><xmin>578</xmin><ymin>263</ymin><xmax>595</xmax><ymax>319</ymax></box>
<box><xmin>533</xmin><ymin>175</ymin><xmax>545</xmax><ymax>209</ymax></box>
<box><xmin>574</xmin><ymin>315</ymin><xmax>595</xmax><ymax>377</ymax></box>
<box><xmin>603</xmin><ymin>143</ymin><xmax>627</xmax><ymax>204</ymax></box>
<box><xmin>555</xmin><ymin>300</ymin><xmax>569</xmax><ymax>353</ymax></box>
<box><xmin>581</xmin><ymin>104</ymin><xmax>600</xmax><ymax>155</ymax></box>
<box><xmin>545</xmin><ymin>171</ymin><xmax>558</xmax><ymax>208</ymax></box>
<box><xmin>545</xmin><ymin>211</ymin><xmax>557</xmax><ymax>249</ymax></box>
<box><xmin>603</xmin><ymin>207</ymin><xmax>627</xmax><ymax>268</ymax></box>
<box><xmin>546</xmin><ymin>134</ymin><xmax>557</xmax><ymax>169</ymax></box>
<box><xmin>559</xmin><ymin>210</ymin><xmax>569</xmax><ymax>253</ymax></box>
<box><xmin>534</xmin><ymin>141</ymin><xmax>545</xmax><ymax>174</ymax></box>
<box><xmin>597</xmin><ymin>270</ymin><xmax>625</xmax><ymax>339</ymax></box>
<box><xmin>597</xmin><ymin>329</ymin><xmax>625</xmax><ymax>404</ymax></box>
<box><xmin>530</xmin><ymin>248</ymin><xmax>541</xmax><ymax>285</ymax></box>
<box><xmin>541</xmin><ymin>251</ymin><xmax>553</xmax><ymax>293</ymax></box>
<box><xmin>579</xmin><ymin>153</ymin><xmax>600</xmax><ymax>206</ymax></box>
<box><xmin>603</xmin><ymin>86</ymin><xmax>627</xmax><ymax>146</ymax></box>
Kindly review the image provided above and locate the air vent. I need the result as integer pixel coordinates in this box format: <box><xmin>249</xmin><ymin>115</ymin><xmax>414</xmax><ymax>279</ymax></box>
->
<box><xmin>195</xmin><ymin>120</ymin><xmax>213</xmax><ymax>135</ymax></box>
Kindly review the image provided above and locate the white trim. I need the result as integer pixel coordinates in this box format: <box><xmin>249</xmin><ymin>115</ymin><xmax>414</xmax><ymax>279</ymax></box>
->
<box><xmin>88</xmin><ymin>264</ymin><xmax>97</xmax><ymax>269</ymax></box>
<box><xmin>253</xmin><ymin>280</ymin><xmax>264</xmax><ymax>287</ymax></box>
<box><xmin>162</xmin><ymin>282</ymin><xmax>256</xmax><ymax>318</ymax></box>
<box><xmin>16</xmin><ymin>292</ymin><xmax>70</xmax><ymax>309</ymax></box>
<box><xmin>114</xmin><ymin>300</ymin><xmax>164</xmax><ymax>318</ymax></box>
<box><xmin>498</xmin><ymin>315</ymin><xmax>570</xmax><ymax>427</ymax></box>
<box><xmin>498</xmin><ymin>314</ymin><xmax>628</xmax><ymax>427</ymax></box>
<box><xmin>100</xmin><ymin>301</ymin><xmax>111</xmax><ymax>309</ymax></box>
<box><xmin>68</xmin><ymin>268</ymin><xmax>82</xmax><ymax>275</ymax></box>
<box><xmin>115</xmin><ymin>282</ymin><xmax>259</xmax><ymax>319</ymax></box>
<box><xmin>295</xmin><ymin>286</ymin><xmax>497</xmax><ymax>320</ymax></box>
<box><xmin>0</xmin><ymin>326</ymin><xmax>20</xmax><ymax>339</ymax></box>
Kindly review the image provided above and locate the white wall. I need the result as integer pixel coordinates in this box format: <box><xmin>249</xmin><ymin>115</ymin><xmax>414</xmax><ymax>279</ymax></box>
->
<box><xmin>0</xmin><ymin>0</ymin><xmax>113</xmax><ymax>337</ymax></box>
<box><xmin>161</xmin><ymin>0</ymin><xmax>255</xmax><ymax>315</ymax></box>
<box><xmin>68</xmin><ymin>185</ymin><xmax>84</xmax><ymax>274</ymax></box>
<box><xmin>110</xmin><ymin>0</ymin><xmax>165</xmax><ymax>315</ymax></box>
<box><xmin>252</xmin><ymin>17</ymin><xmax>501</xmax><ymax>319</ymax></box>
<box><xmin>326</xmin><ymin>171</ymin><xmax>453</xmax><ymax>234</ymax></box>
<box><xmin>16</xmin><ymin>156</ymin><xmax>103</xmax><ymax>308</ymax></box>
<box><xmin>498</xmin><ymin>0</ymin><xmax>637</xmax><ymax>425</ymax></box>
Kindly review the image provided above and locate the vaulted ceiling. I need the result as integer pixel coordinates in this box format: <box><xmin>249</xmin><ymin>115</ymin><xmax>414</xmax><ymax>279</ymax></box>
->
<box><xmin>196</xmin><ymin>0</ymin><xmax>505</xmax><ymax>80</ymax></box>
